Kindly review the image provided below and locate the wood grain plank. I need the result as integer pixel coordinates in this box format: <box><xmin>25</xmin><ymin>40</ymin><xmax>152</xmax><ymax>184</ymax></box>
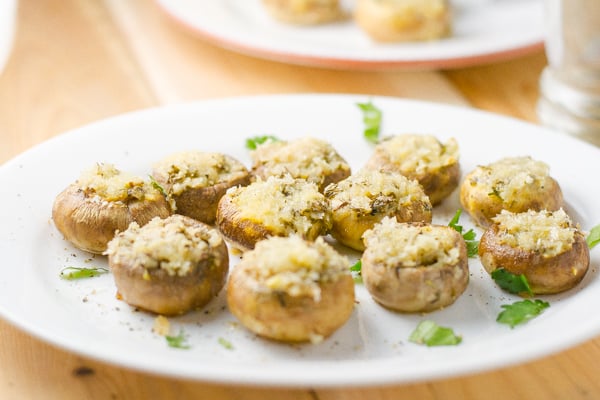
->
<box><xmin>444</xmin><ymin>52</ymin><xmax>547</xmax><ymax>122</ymax></box>
<box><xmin>0</xmin><ymin>0</ymin><xmax>157</xmax><ymax>165</ymax></box>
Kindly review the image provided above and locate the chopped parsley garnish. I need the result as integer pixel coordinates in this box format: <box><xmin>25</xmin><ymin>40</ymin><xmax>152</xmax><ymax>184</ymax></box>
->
<box><xmin>497</xmin><ymin>299</ymin><xmax>550</xmax><ymax>328</ymax></box>
<box><xmin>491</xmin><ymin>268</ymin><xmax>533</xmax><ymax>296</ymax></box>
<box><xmin>409</xmin><ymin>320</ymin><xmax>462</xmax><ymax>346</ymax></box>
<box><xmin>165</xmin><ymin>330</ymin><xmax>191</xmax><ymax>349</ymax></box>
<box><xmin>350</xmin><ymin>260</ymin><xmax>362</xmax><ymax>284</ymax></box>
<box><xmin>218</xmin><ymin>337</ymin><xmax>234</xmax><ymax>350</ymax></box>
<box><xmin>448</xmin><ymin>209</ymin><xmax>479</xmax><ymax>257</ymax></box>
<box><xmin>245</xmin><ymin>135</ymin><xmax>281</xmax><ymax>150</ymax></box>
<box><xmin>488</xmin><ymin>187</ymin><xmax>503</xmax><ymax>200</ymax></box>
<box><xmin>60</xmin><ymin>266</ymin><xmax>109</xmax><ymax>280</ymax></box>
<box><xmin>586</xmin><ymin>224</ymin><xmax>600</xmax><ymax>249</ymax></box>
<box><xmin>356</xmin><ymin>100</ymin><xmax>382</xmax><ymax>144</ymax></box>
<box><xmin>148</xmin><ymin>175</ymin><xmax>167</xmax><ymax>196</ymax></box>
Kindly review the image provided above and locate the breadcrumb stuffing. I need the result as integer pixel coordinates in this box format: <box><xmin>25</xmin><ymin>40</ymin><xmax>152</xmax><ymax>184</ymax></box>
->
<box><xmin>153</xmin><ymin>151</ymin><xmax>248</xmax><ymax>195</ymax></box>
<box><xmin>325</xmin><ymin>169</ymin><xmax>430</xmax><ymax>214</ymax></box>
<box><xmin>492</xmin><ymin>208</ymin><xmax>576</xmax><ymax>257</ymax></box>
<box><xmin>251</xmin><ymin>137</ymin><xmax>349</xmax><ymax>187</ymax></box>
<box><xmin>242</xmin><ymin>236</ymin><xmax>350</xmax><ymax>301</ymax></box>
<box><xmin>355</xmin><ymin>0</ymin><xmax>450</xmax><ymax>41</ymax></box>
<box><xmin>153</xmin><ymin>315</ymin><xmax>171</xmax><ymax>336</ymax></box>
<box><xmin>262</xmin><ymin>0</ymin><xmax>344</xmax><ymax>25</ymax></box>
<box><xmin>77</xmin><ymin>163</ymin><xmax>159</xmax><ymax>203</ymax></box>
<box><xmin>105</xmin><ymin>215</ymin><xmax>224</xmax><ymax>277</ymax></box>
<box><xmin>363</xmin><ymin>217</ymin><xmax>460</xmax><ymax>268</ymax></box>
<box><xmin>468</xmin><ymin>156</ymin><xmax>551</xmax><ymax>203</ymax></box>
<box><xmin>373</xmin><ymin>134</ymin><xmax>459</xmax><ymax>176</ymax></box>
<box><xmin>226</xmin><ymin>175</ymin><xmax>331</xmax><ymax>236</ymax></box>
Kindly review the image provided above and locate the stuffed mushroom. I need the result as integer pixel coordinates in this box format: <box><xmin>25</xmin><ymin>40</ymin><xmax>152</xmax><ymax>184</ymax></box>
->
<box><xmin>152</xmin><ymin>151</ymin><xmax>250</xmax><ymax>224</ymax></box>
<box><xmin>261</xmin><ymin>0</ymin><xmax>346</xmax><ymax>25</ymax></box>
<box><xmin>52</xmin><ymin>163</ymin><xmax>171</xmax><ymax>254</ymax></box>
<box><xmin>460</xmin><ymin>156</ymin><xmax>563</xmax><ymax>228</ymax></box>
<box><xmin>364</xmin><ymin>134</ymin><xmax>460</xmax><ymax>205</ymax></box>
<box><xmin>354</xmin><ymin>0</ymin><xmax>451</xmax><ymax>42</ymax></box>
<box><xmin>324</xmin><ymin>169</ymin><xmax>432</xmax><ymax>251</ymax></box>
<box><xmin>361</xmin><ymin>217</ymin><xmax>469</xmax><ymax>312</ymax></box>
<box><xmin>216</xmin><ymin>175</ymin><xmax>332</xmax><ymax>250</ymax></box>
<box><xmin>479</xmin><ymin>208</ymin><xmax>589</xmax><ymax>295</ymax></box>
<box><xmin>249</xmin><ymin>137</ymin><xmax>351</xmax><ymax>192</ymax></box>
<box><xmin>105</xmin><ymin>214</ymin><xmax>229</xmax><ymax>315</ymax></box>
<box><xmin>227</xmin><ymin>235</ymin><xmax>355</xmax><ymax>343</ymax></box>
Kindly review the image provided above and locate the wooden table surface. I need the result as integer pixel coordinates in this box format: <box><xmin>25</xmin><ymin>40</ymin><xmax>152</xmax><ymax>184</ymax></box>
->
<box><xmin>2</xmin><ymin>1</ymin><xmax>599</xmax><ymax>399</ymax></box>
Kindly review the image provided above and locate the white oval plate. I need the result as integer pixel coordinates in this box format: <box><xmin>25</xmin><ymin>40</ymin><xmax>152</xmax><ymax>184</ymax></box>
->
<box><xmin>155</xmin><ymin>0</ymin><xmax>544</xmax><ymax>70</ymax></box>
<box><xmin>1</xmin><ymin>95</ymin><xmax>599</xmax><ymax>387</ymax></box>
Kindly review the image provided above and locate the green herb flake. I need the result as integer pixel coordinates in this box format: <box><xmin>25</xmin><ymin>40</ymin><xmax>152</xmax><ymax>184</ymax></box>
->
<box><xmin>491</xmin><ymin>268</ymin><xmax>533</xmax><ymax>296</ymax></box>
<box><xmin>488</xmin><ymin>187</ymin><xmax>503</xmax><ymax>200</ymax></box>
<box><xmin>218</xmin><ymin>337</ymin><xmax>234</xmax><ymax>350</ymax></box>
<box><xmin>497</xmin><ymin>299</ymin><xmax>550</xmax><ymax>328</ymax></box>
<box><xmin>356</xmin><ymin>101</ymin><xmax>382</xmax><ymax>144</ymax></box>
<box><xmin>60</xmin><ymin>266</ymin><xmax>109</xmax><ymax>280</ymax></box>
<box><xmin>350</xmin><ymin>260</ymin><xmax>362</xmax><ymax>283</ymax></box>
<box><xmin>409</xmin><ymin>320</ymin><xmax>462</xmax><ymax>346</ymax></box>
<box><xmin>165</xmin><ymin>330</ymin><xmax>191</xmax><ymax>349</ymax></box>
<box><xmin>586</xmin><ymin>224</ymin><xmax>600</xmax><ymax>249</ymax></box>
<box><xmin>448</xmin><ymin>209</ymin><xmax>479</xmax><ymax>257</ymax></box>
<box><xmin>245</xmin><ymin>135</ymin><xmax>280</xmax><ymax>150</ymax></box>
<box><xmin>148</xmin><ymin>175</ymin><xmax>167</xmax><ymax>196</ymax></box>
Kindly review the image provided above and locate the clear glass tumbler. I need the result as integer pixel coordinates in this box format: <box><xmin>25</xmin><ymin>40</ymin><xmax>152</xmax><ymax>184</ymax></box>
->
<box><xmin>537</xmin><ymin>0</ymin><xmax>600</xmax><ymax>146</ymax></box>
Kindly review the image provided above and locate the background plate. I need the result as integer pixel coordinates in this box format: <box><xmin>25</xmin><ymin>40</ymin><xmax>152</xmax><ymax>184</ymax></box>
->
<box><xmin>0</xmin><ymin>94</ymin><xmax>598</xmax><ymax>387</ymax></box>
<box><xmin>155</xmin><ymin>0</ymin><xmax>544</xmax><ymax>70</ymax></box>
